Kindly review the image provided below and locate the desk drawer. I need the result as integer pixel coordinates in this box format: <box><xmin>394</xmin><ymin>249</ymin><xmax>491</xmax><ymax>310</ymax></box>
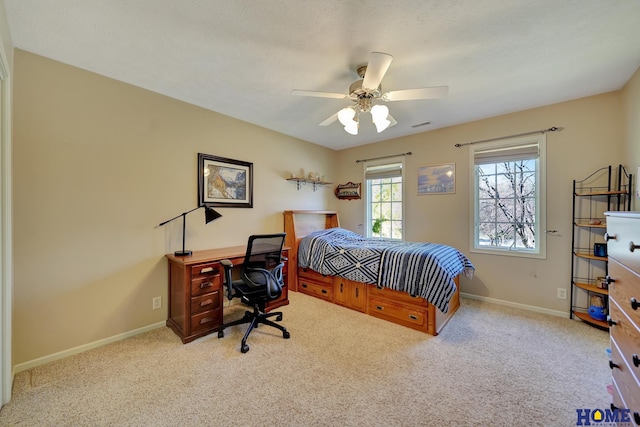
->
<box><xmin>190</xmin><ymin>309</ymin><xmax>220</xmax><ymax>335</ymax></box>
<box><xmin>299</xmin><ymin>267</ymin><xmax>333</xmax><ymax>284</ymax></box>
<box><xmin>191</xmin><ymin>262</ymin><xmax>220</xmax><ymax>279</ymax></box>
<box><xmin>191</xmin><ymin>291</ymin><xmax>221</xmax><ymax>316</ymax></box>
<box><xmin>191</xmin><ymin>275</ymin><xmax>221</xmax><ymax>297</ymax></box>
<box><xmin>299</xmin><ymin>279</ymin><xmax>333</xmax><ymax>301</ymax></box>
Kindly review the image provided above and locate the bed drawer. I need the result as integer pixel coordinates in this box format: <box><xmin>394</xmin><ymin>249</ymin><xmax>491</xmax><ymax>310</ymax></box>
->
<box><xmin>368</xmin><ymin>296</ymin><xmax>428</xmax><ymax>330</ymax></box>
<box><xmin>368</xmin><ymin>285</ymin><xmax>428</xmax><ymax>307</ymax></box>
<box><xmin>299</xmin><ymin>279</ymin><xmax>334</xmax><ymax>302</ymax></box>
<box><xmin>298</xmin><ymin>267</ymin><xmax>333</xmax><ymax>284</ymax></box>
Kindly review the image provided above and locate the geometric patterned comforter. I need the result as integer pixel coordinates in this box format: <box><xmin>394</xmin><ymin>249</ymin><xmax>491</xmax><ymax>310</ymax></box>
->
<box><xmin>298</xmin><ymin>228</ymin><xmax>475</xmax><ymax>313</ymax></box>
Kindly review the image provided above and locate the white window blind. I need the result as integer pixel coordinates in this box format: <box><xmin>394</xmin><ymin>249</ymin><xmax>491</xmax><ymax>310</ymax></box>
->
<box><xmin>474</xmin><ymin>143</ymin><xmax>539</xmax><ymax>165</ymax></box>
<box><xmin>365</xmin><ymin>162</ymin><xmax>402</xmax><ymax>179</ymax></box>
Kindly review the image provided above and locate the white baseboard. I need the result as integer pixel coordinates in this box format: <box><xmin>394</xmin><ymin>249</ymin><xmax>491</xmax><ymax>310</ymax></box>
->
<box><xmin>13</xmin><ymin>321</ymin><xmax>166</xmax><ymax>375</ymax></box>
<box><xmin>460</xmin><ymin>292</ymin><xmax>569</xmax><ymax>319</ymax></box>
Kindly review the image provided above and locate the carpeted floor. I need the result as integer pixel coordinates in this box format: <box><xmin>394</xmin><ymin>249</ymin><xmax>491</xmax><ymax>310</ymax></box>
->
<box><xmin>0</xmin><ymin>292</ymin><xmax>611</xmax><ymax>426</ymax></box>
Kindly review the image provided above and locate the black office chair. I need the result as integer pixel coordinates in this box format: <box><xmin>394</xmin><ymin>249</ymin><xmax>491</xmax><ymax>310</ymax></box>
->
<box><xmin>218</xmin><ymin>233</ymin><xmax>290</xmax><ymax>353</ymax></box>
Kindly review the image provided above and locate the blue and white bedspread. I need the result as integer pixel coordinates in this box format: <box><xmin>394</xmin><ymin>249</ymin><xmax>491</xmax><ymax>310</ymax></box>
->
<box><xmin>298</xmin><ymin>228</ymin><xmax>474</xmax><ymax>313</ymax></box>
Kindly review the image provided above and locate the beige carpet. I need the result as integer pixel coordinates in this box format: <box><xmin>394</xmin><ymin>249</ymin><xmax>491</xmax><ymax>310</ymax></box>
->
<box><xmin>0</xmin><ymin>292</ymin><xmax>610</xmax><ymax>426</ymax></box>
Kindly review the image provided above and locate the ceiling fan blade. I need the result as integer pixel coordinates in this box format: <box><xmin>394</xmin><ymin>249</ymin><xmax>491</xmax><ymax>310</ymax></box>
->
<box><xmin>387</xmin><ymin>114</ymin><xmax>398</xmax><ymax>127</ymax></box>
<box><xmin>383</xmin><ymin>86</ymin><xmax>449</xmax><ymax>101</ymax></box>
<box><xmin>319</xmin><ymin>112</ymin><xmax>339</xmax><ymax>126</ymax></box>
<box><xmin>291</xmin><ymin>89</ymin><xmax>349</xmax><ymax>99</ymax></box>
<box><xmin>362</xmin><ymin>52</ymin><xmax>393</xmax><ymax>91</ymax></box>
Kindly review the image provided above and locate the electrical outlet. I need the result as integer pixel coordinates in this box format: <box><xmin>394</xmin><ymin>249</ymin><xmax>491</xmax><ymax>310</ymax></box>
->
<box><xmin>152</xmin><ymin>296</ymin><xmax>162</xmax><ymax>310</ymax></box>
<box><xmin>557</xmin><ymin>288</ymin><xmax>567</xmax><ymax>300</ymax></box>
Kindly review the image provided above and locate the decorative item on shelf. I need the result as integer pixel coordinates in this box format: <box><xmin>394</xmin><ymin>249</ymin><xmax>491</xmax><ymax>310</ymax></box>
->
<box><xmin>588</xmin><ymin>295</ymin><xmax>607</xmax><ymax>321</ymax></box>
<box><xmin>158</xmin><ymin>205</ymin><xmax>222</xmax><ymax>256</ymax></box>
<box><xmin>593</xmin><ymin>243</ymin><xmax>607</xmax><ymax>257</ymax></box>
<box><xmin>589</xmin><ymin>219</ymin><xmax>602</xmax><ymax>225</ymax></box>
<box><xmin>335</xmin><ymin>182</ymin><xmax>362</xmax><ymax>200</ymax></box>
<box><xmin>596</xmin><ymin>276</ymin><xmax>608</xmax><ymax>290</ymax></box>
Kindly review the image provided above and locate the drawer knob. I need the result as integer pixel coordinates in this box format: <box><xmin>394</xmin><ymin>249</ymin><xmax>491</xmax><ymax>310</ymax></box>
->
<box><xmin>604</xmin><ymin>233</ymin><xmax>616</xmax><ymax>241</ymax></box>
<box><xmin>321</xmin><ymin>289</ymin><xmax>327</xmax><ymax>294</ymax></box>
<box><xmin>199</xmin><ymin>317</ymin><xmax>214</xmax><ymax>325</ymax></box>
<box><xmin>630</xmin><ymin>241</ymin><xmax>640</xmax><ymax>252</ymax></box>
<box><xmin>609</xmin><ymin>360</ymin><xmax>620</xmax><ymax>370</ymax></box>
<box><xmin>631</xmin><ymin>297</ymin><xmax>639</xmax><ymax>311</ymax></box>
<box><xmin>375</xmin><ymin>305</ymin><xmax>384</xmax><ymax>311</ymax></box>
<box><xmin>607</xmin><ymin>316</ymin><xmax>617</xmax><ymax>327</ymax></box>
<box><xmin>200</xmin><ymin>281</ymin><xmax>213</xmax><ymax>289</ymax></box>
<box><xmin>633</xmin><ymin>354</ymin><xmax>639</xmax><ymax>368</ymax></box>
<box><xmin>408</xmin><ymin>314</ymin><xmax>418</xmax><ymax>320</ymax></box>
<box><xmin>200</xmin><ymin>267</ymin><xmax>214</xmax><ymax>274</ymax></box>
<box><xmin>301</xmin><ymin>284</ymin><xmax>308</xmax><ymax>288</ymax></box>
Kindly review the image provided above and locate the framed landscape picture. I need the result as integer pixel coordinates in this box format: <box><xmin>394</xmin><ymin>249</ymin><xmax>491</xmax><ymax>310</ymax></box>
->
<box><xmin>417</xmin><ymin>163</ymin><xmax>455</xmax><ymax>195</ymax></box>
<box><xmin>198</xmin><ymin>153</ymin><xmax>253</xmax><ymax>208</ymax></box>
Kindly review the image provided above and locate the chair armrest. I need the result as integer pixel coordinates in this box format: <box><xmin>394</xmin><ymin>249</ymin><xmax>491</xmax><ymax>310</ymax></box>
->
<box><xmin>220</xmin><ymin>259</ymin><xmax>234</xmax><ymax>300</ymax></box>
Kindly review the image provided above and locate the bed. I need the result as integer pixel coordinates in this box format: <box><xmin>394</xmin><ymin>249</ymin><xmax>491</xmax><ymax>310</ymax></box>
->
<box><xmin>283</xmin><ymin>210</ymin><xmax>475</xmax><ymax>335</ymax></box>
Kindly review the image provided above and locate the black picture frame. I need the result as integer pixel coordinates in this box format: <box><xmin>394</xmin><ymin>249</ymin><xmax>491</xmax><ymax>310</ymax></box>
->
<box><xmin>197</xmin><ymin>153</ymin><xmax>253</xmax><ymax>208</ymax></box>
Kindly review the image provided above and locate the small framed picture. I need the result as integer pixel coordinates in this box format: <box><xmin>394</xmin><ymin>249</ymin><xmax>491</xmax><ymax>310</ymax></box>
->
<box><xmin>417</xmin><ymin>163</ymin><xmax>455</xmax><ymax>195</ymax></box>
<box><xmin>198</xmin><ymin>153</ymin><xmax>253</xmax><ymax>208</ymax></box>
<box><xmin>335</xmin><ymin>182</ymin><xmax>361</xmax><ymax>200</ymax></box>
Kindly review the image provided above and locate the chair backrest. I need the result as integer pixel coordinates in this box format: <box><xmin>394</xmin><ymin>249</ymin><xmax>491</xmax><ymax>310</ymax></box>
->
<box><xmin>241</xmin><ymin>233</ymin><xmax>286</xmax><ymax>299</ymax></box>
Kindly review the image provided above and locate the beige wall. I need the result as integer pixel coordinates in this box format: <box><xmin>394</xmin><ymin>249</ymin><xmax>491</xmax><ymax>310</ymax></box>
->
<box><xmin>335</xmin><ymin>92</ymin><xmax>625</xmax><ymax>314</ymax></box>
<box><xmin>12</xmin><ymin>50</ymin><xmax>338</xmax><ymax>364</ymax></box>
<box><xmin>621</xmin><ymin>66</ymin><xmax>640</xmax><ymax>211</ymax></box>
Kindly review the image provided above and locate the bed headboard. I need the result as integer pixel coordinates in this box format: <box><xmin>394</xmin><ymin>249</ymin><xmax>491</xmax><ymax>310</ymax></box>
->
<box><xmin>283</xmin><ymin>210</ymin><xmax>339</xmax><ymax>291</ymax></box>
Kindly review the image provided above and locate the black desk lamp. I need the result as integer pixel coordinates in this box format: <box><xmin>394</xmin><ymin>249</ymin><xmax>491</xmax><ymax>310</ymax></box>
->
<box><xmin>159</xmin><ymin>205</ymin><xmax>222</xmax><ymax>256</ymax></box>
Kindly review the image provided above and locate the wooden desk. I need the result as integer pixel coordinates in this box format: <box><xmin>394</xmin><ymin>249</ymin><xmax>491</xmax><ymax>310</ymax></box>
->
<box><xmin>165</xmin><ymin>246</ymin><xmax>290</xmax><ymax>343</ymax></box>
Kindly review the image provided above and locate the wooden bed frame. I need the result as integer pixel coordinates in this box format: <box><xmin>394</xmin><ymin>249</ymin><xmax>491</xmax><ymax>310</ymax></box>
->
<box><xmin>283</xmin><ymin>210</ymin><xmax>460</xmax><ymax>335</ymax></box>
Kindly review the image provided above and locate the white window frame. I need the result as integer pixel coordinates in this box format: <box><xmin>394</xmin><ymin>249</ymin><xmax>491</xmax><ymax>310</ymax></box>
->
<box><xmin>469</xmin><ymin>134</ymin><xmax>547</xmax><ymax>259</ymax></box>
<box><xmin>364</xmin><ymin>157</ymin><xmax>405</xmax><ymax>240</ymax></box>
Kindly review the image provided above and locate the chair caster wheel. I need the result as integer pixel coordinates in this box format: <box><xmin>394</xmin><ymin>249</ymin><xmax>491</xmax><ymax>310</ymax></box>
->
<box><xmin>276</xmin><ymin>314</ymin><xmax>283</xmax><ymax>321</ymax></box>
<box><xmin>283</xmin><ymin>331</ymin><xmax>290</xmax><ymax>339</ymax></box>
<box><xmin>218</xmin><ymin>330</ymin><xmax>224</xmax><ymax>338</ymax></box>
<box><xmin>241</xmin><ymin>344</ymin><xmax>250</xmax><ymax>353</ymax></box>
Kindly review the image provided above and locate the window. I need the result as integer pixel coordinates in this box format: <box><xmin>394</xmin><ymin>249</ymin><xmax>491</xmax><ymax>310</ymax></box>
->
<box><xmin>470</xmin><ymin>134</ymin><xmax>546</xmax><ymax>258</ymax></box>
<box><xmin>365</xmin><ymin>160</ymin><xmax>404</xmax><ymax>239</ymax></box>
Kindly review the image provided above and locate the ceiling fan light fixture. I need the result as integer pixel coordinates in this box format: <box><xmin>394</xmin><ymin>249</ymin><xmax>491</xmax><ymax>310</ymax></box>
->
<box><xmin>371</xmin><ymin>104</ymin><xmax>389</xmax><ymax>121</ymax></box>
<box><xmin>373</xmin><ymin>118</ymin><xmax>391</xmax><ymax>133</ymax></box>
<box><xmin>371</xmin><ymin>104</ymin><xmax>391</xmax><ymax>133</ymax></box>
<box><xmin>344</xmin><ymin>122</ymin><xmax>359</xmax><ymax>135</ymax></box>
<box><xmin>338</xmin><ymin>107</ymin><xmax>356</xmax><ymax>126</ymax></box>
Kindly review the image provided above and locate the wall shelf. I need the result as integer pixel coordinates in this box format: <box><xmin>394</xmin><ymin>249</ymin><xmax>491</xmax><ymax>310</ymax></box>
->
<box><xmin>286</xmin><ymin>178</ymin><xmax>332</xmax><ymax>192</ymax></box>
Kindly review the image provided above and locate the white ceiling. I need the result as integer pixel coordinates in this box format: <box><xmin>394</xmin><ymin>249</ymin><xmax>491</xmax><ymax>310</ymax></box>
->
<box><xmin>4</xmin><ymin>0</ymin><xmax>640</xmax><ymax>150</ymax></box>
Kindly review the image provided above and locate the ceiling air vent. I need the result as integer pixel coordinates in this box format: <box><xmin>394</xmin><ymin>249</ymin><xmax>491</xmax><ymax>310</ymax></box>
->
<box><xmin>411</xmin><ymin>121</ymin><xmax>431</xmax><ymax>128</ymax></box>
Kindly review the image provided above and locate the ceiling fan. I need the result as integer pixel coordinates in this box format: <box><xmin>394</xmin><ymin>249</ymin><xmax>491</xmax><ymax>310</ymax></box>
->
<box><xmin>291</xmin><ymin>52</ymin><xmax>448</xmax><ymax>135</ymax></box>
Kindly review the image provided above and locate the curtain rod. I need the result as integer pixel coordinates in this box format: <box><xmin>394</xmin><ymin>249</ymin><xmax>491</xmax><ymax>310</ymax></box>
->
<box><xmin>355</xmin><ymin>152</ymin><xmax>412</xmax><ymax>164</ymax></box>
<box><xmin>454</xmin><ymin>127</ymin><xmax>561</xmax><ymax>148</ymax></box>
